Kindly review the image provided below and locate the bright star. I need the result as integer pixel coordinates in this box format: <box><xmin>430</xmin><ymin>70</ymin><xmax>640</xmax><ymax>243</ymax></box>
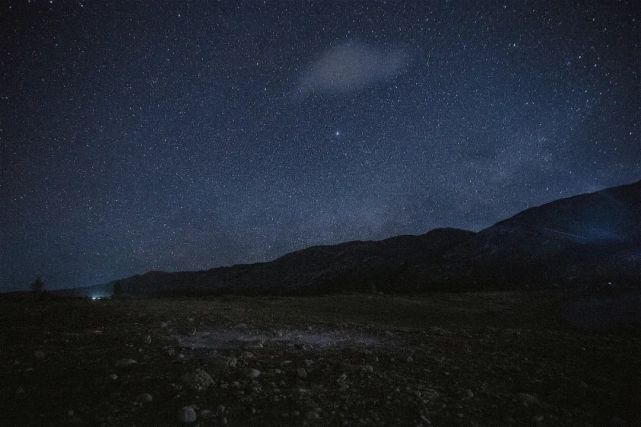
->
<box><xmin>335</xmin><ymin>130</ymin><xmax>341</xmax><ymax>137</ymax></box>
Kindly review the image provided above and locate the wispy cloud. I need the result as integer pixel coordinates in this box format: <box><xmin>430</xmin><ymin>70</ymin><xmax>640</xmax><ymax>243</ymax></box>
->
<box><xmin>295</xmin><ymin>41</ymin><xmax>411</xmax><ymax>97</ymax></box>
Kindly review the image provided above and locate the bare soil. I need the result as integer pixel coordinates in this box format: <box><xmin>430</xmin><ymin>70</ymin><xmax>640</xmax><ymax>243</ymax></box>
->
<box><xmin>1</xmin><ymin>291</ymin><xmax>639</xmax><ymax>426</ymax></box>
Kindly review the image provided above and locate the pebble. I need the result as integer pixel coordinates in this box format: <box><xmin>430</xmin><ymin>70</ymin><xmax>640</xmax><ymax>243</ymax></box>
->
<box><xmin>137</xmin><ymin>393</ymin><xmax>153</xmax><ymax>403</ymax></box>
<box><xmin>115</xmin><ymin>358</ymin><xmax>138</xmax><ymax>368</ymax></box>
<box><xmin>181</xmin><ymin>369</ymin><xmax>214</xmax><ymax>391</ymax></box>
<box><xmin>517</xmin><ymin>392</ymin><xmax>540</xmax><ymax>407</ymax></box>
<box><xmin>247</xmin><ymin>368</ymin><xmax>261</xmax><ymax>379</ymax></box>
<box><xmin>226</xmin><ymin>356</ymin><xmax>238</xmax><ymax>368</ymax></box>
<box><xmin>609</xmin><ymin>416</ymin><xmax>627</xmax><ymax>427</ymax></box>
<box><xmin>297</xmin><ymin>368</ymin><xmax>308</xmax><ymax>378</ymax></box>
<box><xmin>34</xmin><ymin>350</ymin><xmax>46</xmax><ymax>360</ymax></box>
<box><xmin>361</xmin><ymin>364</ymin><xmax>374</xmax><ymax>373</ymax></box>
<box><xmin>178</xmin><ymin>406</ymin><xmax>197</xmax><ymax>424</ymax></box>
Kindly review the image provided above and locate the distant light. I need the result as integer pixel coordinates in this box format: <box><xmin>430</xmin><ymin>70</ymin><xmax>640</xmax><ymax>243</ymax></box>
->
<box><xmin>335</xmin><ymin>130</ymin><xmax>341</xmax><ymax>137</ymax></box>
<box><xmin>91</xmin><ymin>296</ymin><xmax>98</xmax><ymax>300</ymax></box>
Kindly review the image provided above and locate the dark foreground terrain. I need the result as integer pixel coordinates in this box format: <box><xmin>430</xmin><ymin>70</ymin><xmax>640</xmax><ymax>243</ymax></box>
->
<box><xmin>1</xmin><ymin>292</ymin><xmax>639</xmax><ymax>426</ymax></box>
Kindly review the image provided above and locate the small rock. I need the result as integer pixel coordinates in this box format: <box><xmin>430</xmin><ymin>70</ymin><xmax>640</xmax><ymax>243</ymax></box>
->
<box><xmin>143</xmin><ymin>335</ymin><xmax>152</xmax><ymax>344</ymax></box>
<box><xmin>429</xmin><ymin>326</ymin><xmax>448</xmax><ymax>335</ymax></box>
<box><xmin>247</xmin><ymin>368</ymin><xmax>261</xmax><ymax>379</ymax></box>
<box><xmin>609</xmin><ymin>416</ymin><xmax>627</xmax><ymax>427</ymax></box>
<box><xmin>226</xmin><ymin>357</ymin><xmax>238</xmax><ymax>368</ymax></box>
<box><xmin>181</xmin><ymin>369</ymin><xmax>214</xmax><ymax>391</ymax></box>
<box><xmin>108</xmin><ymin>373</ymin><xmax>118</xmax><ymax>381</ymax></box>
<box><xmin>464</xmin><ymin>389</ymin><xmax>474</xmax><ymax>398</ymax></box>
<box><xmin>178</xmin><ymin>406</ymin><xmax>197</xmax><ymax>424</ymax></box>
<box><xmin>361</xmin><ymin>364</ymin><xmax>374</xmax><ymax>374</ymax></box>
<box><xmin>34</xmin><ymin>351</ymin><xmax>46</xmax><ymax>360</ymax></box>
<box><xmin>137</xmin><ymin>393</ymin><xmax>153</xmax><ymax>403</ymax></box>
<box><xmin>517</xmin><ymin>392</ymin><xmax>540</xmax><ymax>407</ymax></box>
<box><xmin>115</xmin><ymin>358</ymin><xmax>137</xmax><ymax>368</ymax></box>
<box><xmin>297</xmin><ymin>368</ymin><xmax>307</xmax><ymax>378</ymax></box>
<box><xmin>307</xmin><ymin>410</ymin><xmax>320</xmax><ymax>419</ymax></box>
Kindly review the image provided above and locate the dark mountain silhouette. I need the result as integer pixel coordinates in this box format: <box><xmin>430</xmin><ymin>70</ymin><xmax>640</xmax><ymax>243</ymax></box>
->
<box><xmin>410</xmin><ymin>179</ymin><xmax>641</xmax><ymax>289</ymax></box>
<box><xmin>63</xmin><ymin>179</ymin><xmax>640</xmax><ymax>297</ymax></box>
<box><xmin>68</xmin><ymin>227</ymin><xmax>474</xmax><ymax>297</ymax></box>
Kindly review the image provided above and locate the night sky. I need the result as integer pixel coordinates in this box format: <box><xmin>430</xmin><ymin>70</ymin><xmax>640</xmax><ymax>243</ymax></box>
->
<box><xmin>1</xmin><ymin>1</ymin><xmax>639</xmax><ymax>291</ymax></box>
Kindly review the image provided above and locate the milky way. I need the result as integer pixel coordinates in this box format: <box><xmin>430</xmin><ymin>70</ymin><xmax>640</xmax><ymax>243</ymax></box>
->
<box><xmin>1</xmin><ymin>1</ymin><xmax>639</xmax><ymax>290</ymax></box>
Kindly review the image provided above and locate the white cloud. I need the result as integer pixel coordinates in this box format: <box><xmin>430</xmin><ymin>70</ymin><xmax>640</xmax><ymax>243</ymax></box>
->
<box><xmin>295</xmin><ymin>41</ymin><xmax>410</xmax><ymax>97</ymax></box>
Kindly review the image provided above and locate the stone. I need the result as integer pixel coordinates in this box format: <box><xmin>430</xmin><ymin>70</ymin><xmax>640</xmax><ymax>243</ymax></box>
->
<box><xmin>137</xmin><ymin>393</ymin><xmax>153</xmax><ymax>403</ymax></box>
<box><xmin>361</xmin><ymin>364</ymin><xmax>374</xmax><ymax>374</ymax></box>
<box><xmin>178</xmin><ymin>406</ymin><xmax>197</xmax><ymax>424</ymax></box>
<box><xmin>226</xmin><ymin>356</ymin><xmax>238</xmax><ymax>368</ymax></box>
<box><xmin>181</xmin><ymin>369</ymin><xmax>214</xmax><ymax>391</ymax></box>
<box><xmin>247</xmin><ymin>368</ymin><xmax>261</xmax><ymax>379</ymax></box>
<box><xmin>517</xmin><ymin>393</ymin><xmax>540</xmax><ymax>407</ymax></box>
<box><xmin>609</xmin><ymin>416</ymin><xmax>627</xmax><ymax>427</ymax></box>
<box><xmin>115</xmin><ymin>358</ymin><xmax>137</xmax><ymax>368</ymax></box>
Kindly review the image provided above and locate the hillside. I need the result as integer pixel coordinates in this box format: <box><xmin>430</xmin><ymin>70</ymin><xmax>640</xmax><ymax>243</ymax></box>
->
<box><xmin>101</xmin><ymin>228</ymin><xmax>475</xmax><ymax>296</ymax></box>
<box><xmin>419</xmin><ymin>179</ymin><xmax>641</xmax><ymax>289</ymax></box>
<box><xmin>65</xmin><ymin>180</ymin><xmax>640</xmax><ymax>297</ymax></box>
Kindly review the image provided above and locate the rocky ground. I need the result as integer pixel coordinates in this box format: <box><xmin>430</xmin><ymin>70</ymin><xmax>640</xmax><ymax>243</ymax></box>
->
<box><xmin>0</xmin><ymin>292</ymin><xmax>639</xmax><ymax>426</ymax></box>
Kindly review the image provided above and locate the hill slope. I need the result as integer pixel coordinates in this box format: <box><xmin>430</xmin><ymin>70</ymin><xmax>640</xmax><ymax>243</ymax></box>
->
<box><xmin>418</xmin><ymin>179</ymin><xmax>641</xmax><ymax>289</ymax></box>
<box><xmin>67</xmin><ymin>179</ymin><xmax>640</xmax><ymax>297</ymax></box>
<box><xmin>102</xmin><ymin>227</ymin><xmax>474</xmax><ymax>296</ymax></box>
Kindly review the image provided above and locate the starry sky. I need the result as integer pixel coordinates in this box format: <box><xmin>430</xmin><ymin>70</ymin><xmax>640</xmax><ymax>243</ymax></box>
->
<box><xmin>1</xmin><ymin>0</ymin><xmax>640</xmax><ymax>291</ymax></box>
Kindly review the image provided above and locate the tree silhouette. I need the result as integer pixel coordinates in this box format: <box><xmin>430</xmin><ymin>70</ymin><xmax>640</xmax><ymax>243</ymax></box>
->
<box><xmin>31</xmin><ymin>276</ymin><xmax>45</xmax><ymax>293</ymax></box>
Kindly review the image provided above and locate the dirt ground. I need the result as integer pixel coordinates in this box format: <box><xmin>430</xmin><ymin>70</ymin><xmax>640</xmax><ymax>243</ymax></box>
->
<box><xmin>1</xmin><ymin>291</ymin><xmax>639</xmax><ymax>426</ymax></box>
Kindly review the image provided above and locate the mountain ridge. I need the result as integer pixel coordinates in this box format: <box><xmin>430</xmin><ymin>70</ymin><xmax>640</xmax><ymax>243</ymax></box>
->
<box><xmin>61</xmin><ymin>180</ymin><xmax>641</xmax><ymax>297</ymax></box>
